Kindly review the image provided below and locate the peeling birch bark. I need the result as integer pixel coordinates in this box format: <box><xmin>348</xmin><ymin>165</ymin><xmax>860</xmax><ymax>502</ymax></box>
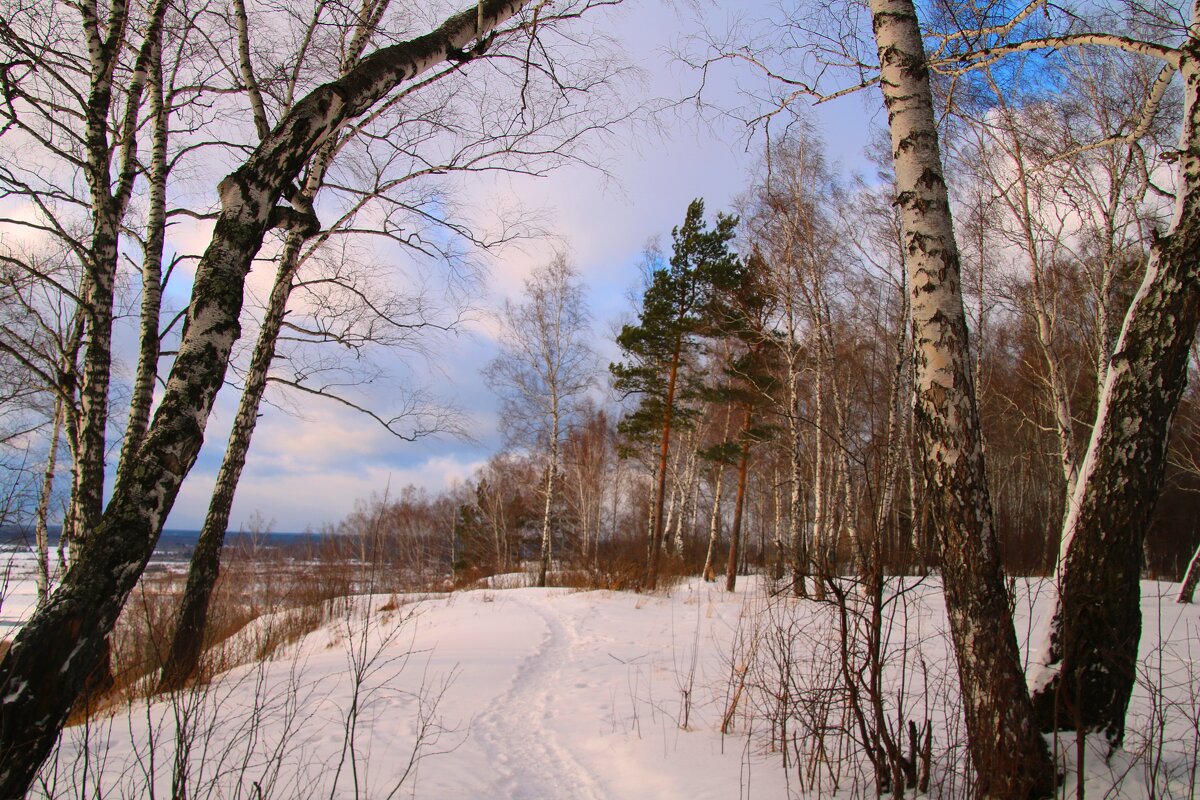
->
<box><xmin>0</xmin><ymin>2</ymin><xmax>533</xmax><ymax>793</ymax></box>
<box><xmin>868</xmin><ymin>0</ymin><xmax>1055</xmax><ymax>794</ymax></box>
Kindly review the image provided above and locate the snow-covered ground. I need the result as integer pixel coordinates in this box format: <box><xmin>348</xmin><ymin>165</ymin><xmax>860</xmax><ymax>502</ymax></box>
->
<box><xmin>0</xmin><ymin>545</ymin><xmax>41</xmax><ymax>638</ymax></box>
<box><xmin>3</xmin><ymin>546</ymin><xmax>1199</xmax><ymax>798</ymax></box>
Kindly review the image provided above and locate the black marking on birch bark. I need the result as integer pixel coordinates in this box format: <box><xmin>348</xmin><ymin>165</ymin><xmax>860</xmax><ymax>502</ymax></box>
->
<box><xmin>870</xmin><ymin>0</ymin><xmax>1056</xmax><ymax>793</ymax></box>
<box><xmin>0</xmin><ymin>3</ymin><xmax>534</xmax><ymax>793</ymax></box>
<box><xmin>267</xmin><ymin>205</ymin><xmax>321</xmax><ymax>236</ymax></box>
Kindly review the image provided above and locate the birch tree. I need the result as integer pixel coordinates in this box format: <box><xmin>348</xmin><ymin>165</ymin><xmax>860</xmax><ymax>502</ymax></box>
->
<box><xmin>160</xmin><ymin>0</ymin><xmax>547</xmax><ymax>690</ymax></box>
<box><xmin>561</xmin><ymin>403</ymin><xmax>614</xmax><ymax>568</ymax></box>
<box><xmin>740</xmin><ymin>132</ymin><xmax>838</xmax><ymax>595</ymax></box>
<box><xmin>929</xmin><ymin>0</ymin><xmax>1200</xmax><ymax>744</ymax></box>
<box><xmin>486</xmin><ymin>254</ymin><xmax>596</xmax><ymax>587</ymax></box>
<box><xmin>698</xmin><ymin>0</ymin><xmax>1200</xmax><ymax>757</ymax></box>
<box><xmin>865</xmin><ymin>0</ymin><xmax>1056</xmax><ymax>791</ymax></box>
<box><xmin>0</xmin><ymin>2</ymin><xmax>613</xmax><ymax>792</ymax></box>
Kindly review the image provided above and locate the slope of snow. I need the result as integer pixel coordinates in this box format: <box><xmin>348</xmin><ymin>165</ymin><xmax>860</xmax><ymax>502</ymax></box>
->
<box><xmin>3</xmin><ymin>559</ymin><xmax>1198</xmax><ymax>798</ymax></box>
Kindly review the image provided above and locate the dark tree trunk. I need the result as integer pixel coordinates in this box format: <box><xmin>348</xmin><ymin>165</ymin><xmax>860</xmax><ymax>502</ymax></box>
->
<box><xmin>867</xmin><ymin>0</ymin><xmax>1055</xmax><ymax>795</ymax></box>
<box><xmin>0</xmin><ymin>4</ymin><xmax>530</xmax><ymax>793</ymax></box>
<box><xmin>158</xmin><ymin>235</ymin><xmax>304</xmax><ymax>692</ymax></box>
<box><xmin>1030</xmin><ymin>57</ymin><xmax>1200</xmax><ymax>740</ymax></box>
<box><xmin>725</xmin><ymin>410</ymin><xmax>751</xmax><ymax>593</ymax></box>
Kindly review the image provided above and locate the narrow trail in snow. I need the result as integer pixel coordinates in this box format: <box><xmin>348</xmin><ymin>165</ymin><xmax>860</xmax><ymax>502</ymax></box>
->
<box><xmin>472</xmin><ymin>592</ymin><xmax>604</xmax><ymax>800</ymax></box>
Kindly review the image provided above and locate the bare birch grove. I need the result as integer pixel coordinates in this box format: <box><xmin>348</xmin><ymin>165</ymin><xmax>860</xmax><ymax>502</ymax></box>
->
<box><xmin>0</xmin><ymin>1</ymin><xmax>615</xmax><ymax>792</ymax></box>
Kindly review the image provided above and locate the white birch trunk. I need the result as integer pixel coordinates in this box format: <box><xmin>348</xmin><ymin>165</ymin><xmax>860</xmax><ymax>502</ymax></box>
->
<box><xmin>33</xmin><ymin>399</ymin><xmax>64</xmax><ymax>606</ymax></box>
<box><xmin>0</xmin><ymin>4</ymin><xmax>534</xmax><ymax>793</ymax></box>
<box><xmin>868</xmin><ymin>0</ymin><xmax>1055</xmax><ymax>792</ymax></box>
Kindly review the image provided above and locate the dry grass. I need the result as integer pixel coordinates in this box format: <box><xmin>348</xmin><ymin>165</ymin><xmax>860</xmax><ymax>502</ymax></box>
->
<box><xmin>72</xmin><ymin>543</ymin><xmax>430</xmax><ymax>720</ymax></box>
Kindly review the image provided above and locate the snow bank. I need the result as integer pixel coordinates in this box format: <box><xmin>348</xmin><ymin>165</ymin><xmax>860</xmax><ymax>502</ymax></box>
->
<box><xmin>6</xmin><ymin>568</ymin><xmax>1198</xmax><ymax>798</ymax></box>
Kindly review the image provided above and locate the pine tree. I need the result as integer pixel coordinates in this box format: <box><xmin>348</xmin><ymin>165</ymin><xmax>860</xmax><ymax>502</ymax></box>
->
<box><xmin>706</xmin><ymin>250</ymin><xmax>779</xmax><ymax>592</ymax></box>
<box><xmin>611</xmin><ymin>199</ymin><xmax>741</xmax><ymax>589</ymax></box>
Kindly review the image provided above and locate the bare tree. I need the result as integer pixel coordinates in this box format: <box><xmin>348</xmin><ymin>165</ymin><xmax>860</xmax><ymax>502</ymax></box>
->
<box><xmin>927</xmin><ymin>0</ymin><xmax>1200</xmax><ymax>744</ymax></box>
<box><xmin>561</xmin><ymin>401</ymin><xmax>615</xmax><ymax>569</ymax></box>
<box><xmin>0</xmin><ymin>2</ymin><xmax>621</xmax><ymax>793</ymax></box>
<box><xmin>862</xmin><ymin>0</ymin><xmax>1057</xmax><ymax>792</ymax></box>
<box><xmin>486</xmin><ymin>254</ymin><xmax>596</xmax><ymax>586</ymax></box>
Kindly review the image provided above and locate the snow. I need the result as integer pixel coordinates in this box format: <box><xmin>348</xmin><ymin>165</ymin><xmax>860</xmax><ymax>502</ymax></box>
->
<box><xmin>2</xmin><ymin>549</ymin><xmax>1199</xmax><ymax>798</ymax></box>
<box><xmin>0</xmin><ymin>547</ymin><xmax>40</xmax><ymax>636</ymax></box>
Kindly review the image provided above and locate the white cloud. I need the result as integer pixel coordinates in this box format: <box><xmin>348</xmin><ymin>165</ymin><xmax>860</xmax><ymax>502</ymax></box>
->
<box><xmin>159</xmin><ymin>0</ymin><xmax>881</xmax><ymax>535</ymax></box>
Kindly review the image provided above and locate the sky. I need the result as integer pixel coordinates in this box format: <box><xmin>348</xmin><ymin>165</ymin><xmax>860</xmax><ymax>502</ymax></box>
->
<box><xmin>162</xmin><ymin>0</ymin><xmax>886</xmax><ymax>532</ymax></box>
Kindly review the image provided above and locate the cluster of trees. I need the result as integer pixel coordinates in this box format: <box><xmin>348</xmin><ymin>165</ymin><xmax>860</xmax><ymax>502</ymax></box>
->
<box><xmin>2</xmin><ymin>0</ymin><xmax>1200</xmax><ymax>795</ymax></box>
<box><xmin>432</xmin><ymin>144</ymin><xmax>1197</xmax><ymax>596</ymax></box>
<box><xmin>352</xmin><ymin>0</ymin><xmax>1200</xmax><ymax>793</ymax></box>
<box><xmin>0</xmin><ymin>0</ymin><xmax>627</xmax><ymax>792</ymax></box>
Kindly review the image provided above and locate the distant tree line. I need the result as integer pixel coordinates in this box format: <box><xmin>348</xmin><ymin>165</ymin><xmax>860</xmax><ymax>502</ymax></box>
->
<box><xmin>3</xmin><ymin>0</ymin><xmax>1200</xmax><ymax>795</ymax></box>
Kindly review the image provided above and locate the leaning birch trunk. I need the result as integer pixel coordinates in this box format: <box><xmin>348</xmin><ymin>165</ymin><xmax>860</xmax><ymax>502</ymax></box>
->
<box><xmin>157</xmin><ymin>0</ymin><xmax>381</xmax><ymax>689</ymax></box>
<box><xmin>1179</xmin><ymin>542</ymin><xmax>1200</xmax><ymax>604</ymax></box>
<box><xmin>157</xmin><ymin>233</ymin><xmax>306</xmax><ymax>692</ymax></box>
<box><xmin>1030</xmin><ymin>47</ymin><xmax>1200</xmax><ymax>744</ymax></box>
<box><xmin>0</xmin><ymin>4</ymin><xmax>531</xmax><ymax>793</ymax></box>
<box><xmin>33</xmin><ymin>399</ymin><xmax>65</xmax><ymax>606</ymax></box>
<box><xmin>867</xmin><ymin>0</ymin><xmax>1055</xmax><ymax>794</ymax></box>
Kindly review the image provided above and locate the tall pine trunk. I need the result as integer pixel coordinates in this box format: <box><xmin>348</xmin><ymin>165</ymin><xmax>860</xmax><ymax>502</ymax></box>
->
<box><xmin>647</xmin><ymin>339</ymin><xmax>683</xmax><ymax>589</ymax></box>
<box><xmin>867</xmin><ymin>0</ymin><xmax>1055</xmax><ymax>794</ymax></box>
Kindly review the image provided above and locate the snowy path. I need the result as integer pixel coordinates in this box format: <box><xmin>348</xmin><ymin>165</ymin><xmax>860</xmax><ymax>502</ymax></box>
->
<box><xmin>26</xmin><ymin>575</ymin><xmax>1194</xmax><ymax>798</ymax></box>
<box><xmin>472</xmin><ymin>592</ymin><xmax>606</xmax><ymax>800</ymax></box>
